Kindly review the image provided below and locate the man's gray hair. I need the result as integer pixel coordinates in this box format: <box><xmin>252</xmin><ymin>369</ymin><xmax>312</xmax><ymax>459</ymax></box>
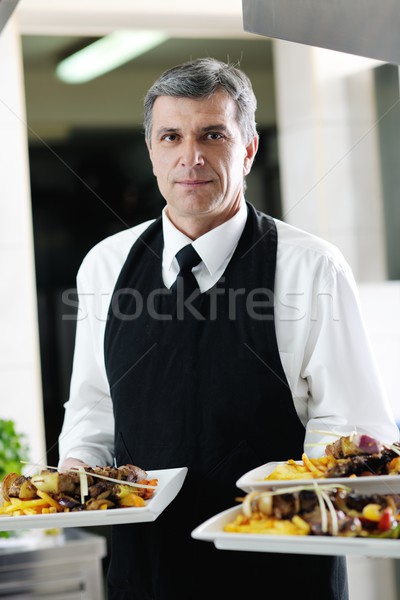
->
<box><xmin>143</xmin><ymin>57</ymin><xmax>258</xmax><ymax>145</ymax></box>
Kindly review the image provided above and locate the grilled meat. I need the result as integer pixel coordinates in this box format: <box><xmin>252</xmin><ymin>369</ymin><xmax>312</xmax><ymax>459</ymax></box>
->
<box><xmin>325</xmin><ymin>433</ymin><xmax>385</xmax><ymax>459</ymax></box>
<box><xmin>324</xmin><ymin>444</ymin><xmax>400</xmax><ymax>479</ymax></box>
<box><xmin>321</xmin><ymin>434</ymin><xmax>400</xmax><ymax>479</ymax></box>
<box><xmin>305</xmin><ymin>507</ymin><xmax>362</xmax><ymax>536</ymax></box>
<box><xmin>4</xmin><ymin>474</ymin><xmax>37</xmax><ymax>500</ymax></box>
<box><xmin>325</xmin><ymin>455</ymin><xmax>386</xmax><ymax>478</ymax></box>
<box><xmin>91</xmin><ymin>464</ymin><xmax>148</xmax><ymax>482</ymax></box>
<box><xmin>2</xmin><ymin>463</ymin><xmax>149</xmax><ymax>504</ymax></box>
<box><xmin>243</xmin><ymin>486</ymin><xmax>400</xmax><ymax>537</ymax></box>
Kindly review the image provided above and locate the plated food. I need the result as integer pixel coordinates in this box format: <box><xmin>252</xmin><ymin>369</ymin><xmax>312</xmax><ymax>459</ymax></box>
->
<box><xmin>192</xmin><ymin>435</ymin><xmax>400</xmax><ymax>556</ymax></box>
<box><xmin>265</xmin><ymin>433</ymin><xmax>400</xmax><ymax>481</ymax></box>
<box><xmin>0</xmin><ymin>467</ymin><xmax>187</xmax><ymax>530</ymax></box>
<box><xmin>237</xmin><ymin>433</ymin><xmax>400</xmax><ymax>495</ymax></box>
<box><xmin>225</xmin><ymin>484</ymin><xmax>400</xmax><ymax>538</ymax></box>
<box><xmin>192</xmin><ymin>502</ymin><xmax>400</xmax><ymax>557</ymax></box>
<box><xmin>0</xmin><ymin>463</ymin><xmax>158</xmax><ymax>517</ymax></box>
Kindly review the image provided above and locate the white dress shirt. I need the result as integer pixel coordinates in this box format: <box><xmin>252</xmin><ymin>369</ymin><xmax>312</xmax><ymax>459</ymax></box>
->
<box><xmin>58</xmin><ymin>201</ymin><xmax>399</xmax><ymax>466</ymax></box>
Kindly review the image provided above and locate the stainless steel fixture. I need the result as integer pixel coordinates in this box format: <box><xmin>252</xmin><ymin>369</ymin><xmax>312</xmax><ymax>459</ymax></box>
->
<box><xmin>0</xmin><ymin>528</ymin><xmax>107</xmax><ymax>599</ymax></box>
<box><xmin>242</xmin><ymin>0</ymin><xmax>400</xmax><ymax>65</ymax></box>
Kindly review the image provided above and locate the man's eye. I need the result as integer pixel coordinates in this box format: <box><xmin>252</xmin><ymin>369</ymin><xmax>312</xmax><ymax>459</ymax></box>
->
<box><xmin>162</xmin><ymin>134</ymin><xmax>178</xmax><ymax>142</ymax></box>
<box><xmin>206</xmin><ymin>133</ymin><xmax>223</xmax><ymax>140</ymax></box>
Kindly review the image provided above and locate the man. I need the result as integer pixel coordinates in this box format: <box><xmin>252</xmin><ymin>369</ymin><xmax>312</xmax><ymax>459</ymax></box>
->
<box><xmin>59</xmin><ymin>58</ymin><xmax>398</xmax><ymax>600</ymax></box>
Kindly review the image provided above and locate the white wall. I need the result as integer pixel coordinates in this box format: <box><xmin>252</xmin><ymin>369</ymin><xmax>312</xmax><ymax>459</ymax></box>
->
<box><xmin>273</xmin><ymin>40</ymin><xmax>387</xmax><ymax>282</ymax></box>
<box><xmin>347</xmin><ymin>555</ymin><xmax>397</xmax><ymax>600</ymax></box>
<box><xmin>0</xmin><ymin>14</ymin><xmax>46</xmax><ymax>467</ymax></box>
<box><xmin>358</xmin><ymin>281</ymin><xmax>400</xmax><ymax>424</ymax></box>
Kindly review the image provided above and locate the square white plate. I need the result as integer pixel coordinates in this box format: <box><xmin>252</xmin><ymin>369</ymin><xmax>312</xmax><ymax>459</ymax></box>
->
<box><xmin>191</xmin><ymin>505</ymin><xmax>400</xmax><ymax>557</ymax></box>
<box><xmin>0</xmin><ymin>467</ymin><xmax>187</xmax><ymax>531</ymax></box>
<box><xmin>236</xmin><ymin>461</ymin><xmax>400</xmax><ymax>495</ymax></box>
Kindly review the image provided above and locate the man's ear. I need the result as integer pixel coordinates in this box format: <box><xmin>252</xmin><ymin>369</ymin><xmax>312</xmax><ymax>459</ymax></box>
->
<box><xmin>243</xmin><ymin>135</ymin><xmax>259</xmax><ymax>176</ymax></box>
<box><xmin>146</xmin><ymin>139</ymin><xmax>156</xmax><ymax>175</ymax></box>
<box><xmin>146</xmin><ymin>138</ymin><xmax>152</xmax><ymax>159</ymax></box>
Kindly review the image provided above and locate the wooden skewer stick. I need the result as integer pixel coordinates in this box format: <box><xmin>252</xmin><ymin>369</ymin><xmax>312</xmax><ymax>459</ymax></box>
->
<box><xmin>20</xmin><ymin>461</ymin><xmax>158</xmax><ymax>489</ymax></box>
<box><xmin>307</xmin><ymin>430</ymin><xmax>344</xmax><ymax>437</ymax></box>
<box><xmin>304</xmin><ymin>442</ymin><xmax>328</xmax><ymax>447</ymax></box>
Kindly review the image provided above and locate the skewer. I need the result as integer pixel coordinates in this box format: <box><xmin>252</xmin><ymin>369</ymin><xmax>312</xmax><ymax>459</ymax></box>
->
<box><xmin>305</xmin><ymin>430</ymin><xmax>343</xmax><ymax>447</ymax></box>
<box><xmin>20</xmin><ymin>461</ymin><xmax>158</xmax><ymax>489</ymax></box>
<box><xmin>248</xmin><ymin>482</ymin><xmax>351</xmax><ymax>496</ymax></box>
<box><xmin>304</xmin><ymin>442</ymin><xmax>328</xmax><ymax>447</ymax></box>
<box><xmin>307</xmin><ymin>430</ymin><xmax>343</xmax><ymax>437</ymax></box>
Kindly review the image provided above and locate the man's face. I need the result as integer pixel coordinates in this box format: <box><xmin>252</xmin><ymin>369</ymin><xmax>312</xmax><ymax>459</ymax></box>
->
<box><xmin>146</xmin><ymin>91</ymin><xmax>258</xmax><ymax>229</ymax></box>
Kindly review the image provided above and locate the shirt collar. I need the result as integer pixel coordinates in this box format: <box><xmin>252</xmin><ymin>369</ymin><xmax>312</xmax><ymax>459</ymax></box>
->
<box><xmin>162</xmin><ymin>201</ymin><xmax>248</xmax><ymax>276</ymax></box>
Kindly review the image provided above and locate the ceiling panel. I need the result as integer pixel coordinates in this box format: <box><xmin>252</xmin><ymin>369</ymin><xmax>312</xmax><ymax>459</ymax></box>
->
<box><xmin>21</xmin><ymin>35</ymin><xmax>273</xmax><ymax>72</ymax></box>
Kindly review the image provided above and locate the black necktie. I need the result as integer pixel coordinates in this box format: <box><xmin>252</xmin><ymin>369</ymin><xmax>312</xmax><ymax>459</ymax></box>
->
<box><xmin>171</xmin><ymin>244</ymin><xmax>201</xmax><ymax>299</ymax></box>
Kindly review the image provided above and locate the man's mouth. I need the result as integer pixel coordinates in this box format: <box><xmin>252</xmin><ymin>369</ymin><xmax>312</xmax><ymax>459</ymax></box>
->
<box><xmin>177</xmin><ymin>180</ymin><xmax>211</xmax><ymax>187</ymax></box>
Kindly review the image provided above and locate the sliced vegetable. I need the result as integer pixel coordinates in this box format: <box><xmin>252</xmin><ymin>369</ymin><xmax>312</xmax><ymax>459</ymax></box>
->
<box><xmin>362</xmin><ymin>503</ymin><xmax>382</xmax><ymax>522</ymax></box>
<box><xmin>77</xmin><ymin>466</ymin><xmax>88</xmax><ymax>504</ymax></box>
<box><xmin>86</xmin><ymin>498</ymin><xmax>115</xmax><ymax>510</ymax></box>
<box><xmin>31</xmin><ymin>471</ymin><xmax>59</xmax><ymax>494</ymax></box>
<box><xmin>378</xmin><ymin>508</ymin><xmax>396</xmax><ymax>532</ymax></box>
<box><xmin>118</xmin><ymin>494</ymin><xmax>146</xmax><ymax>507</ymax></box>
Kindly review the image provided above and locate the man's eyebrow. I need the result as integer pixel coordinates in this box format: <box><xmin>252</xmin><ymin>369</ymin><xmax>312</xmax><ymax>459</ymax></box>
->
<box><xmin>155</xmin><ymin>124</ymin><xmax>230</xmax><ymax>137</ymax></box>
<box><xmin>155</xmin><ymin>127</ymin><xmax>180</xmax><ymax>137</ymax></box>
<box><xmin>201</xmin><ymin>124</ymin><xmax>230</xmax><ymax>133</ymax></box>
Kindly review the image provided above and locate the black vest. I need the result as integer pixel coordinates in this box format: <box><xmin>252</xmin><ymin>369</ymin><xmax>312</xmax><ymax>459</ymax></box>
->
<box><xmin>104</xmin><ymin>203</ymin><xmax>347</xmax><ymax>600</ymax></box>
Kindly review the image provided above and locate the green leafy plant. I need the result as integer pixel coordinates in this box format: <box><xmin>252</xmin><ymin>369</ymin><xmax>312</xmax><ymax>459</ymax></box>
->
<box><xmin>0</xmin><ymin>420</ymin><xmax>29</xmax><ymax>538</ymax></box>
<box><xmin>0</xmin><ymin>419</ymin><xmax>29</xmax><ymax>479</ymax></box>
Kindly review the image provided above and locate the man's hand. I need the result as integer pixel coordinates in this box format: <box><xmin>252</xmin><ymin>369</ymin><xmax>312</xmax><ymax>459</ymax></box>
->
<box><xmin>60</xmin><ymin>457</ymin><xmax>89</xmax><ymax>471</ymax></box>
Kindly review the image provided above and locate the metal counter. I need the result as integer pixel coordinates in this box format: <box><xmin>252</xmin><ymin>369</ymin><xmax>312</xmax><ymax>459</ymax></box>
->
<box><xmin>0</xmin><ymin>528</ymin><xmax>107</xmax><ymax>599</ymax></box>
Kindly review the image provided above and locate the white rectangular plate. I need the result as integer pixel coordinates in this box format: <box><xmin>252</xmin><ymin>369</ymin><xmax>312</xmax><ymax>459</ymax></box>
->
<box><xmin>236</xmin><ymin>461</ymin><xmax>400</xmax><ymax>495</ymax></box>
<box><xmin>191</xmin><ymin>505</ymin><xmax>400</xmax><ymax>557</ymax></box>
<box><xmin>0</xmin><ymin>467</ymin><xmax>187</xmax><ymax>531</ymax></box>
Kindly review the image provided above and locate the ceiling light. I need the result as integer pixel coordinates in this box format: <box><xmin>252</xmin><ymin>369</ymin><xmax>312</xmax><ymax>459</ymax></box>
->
<box><xmin>56</xmin><ymin>30</ymin><xmax>168</xmax><ymax>84</ymax></box>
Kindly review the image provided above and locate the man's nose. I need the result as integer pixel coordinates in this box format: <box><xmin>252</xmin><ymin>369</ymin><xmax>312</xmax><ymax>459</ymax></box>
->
<box><xmin>180</xmin><ymin>140</ymin><xmax>204</xmax><ymax>167</ymax></box>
